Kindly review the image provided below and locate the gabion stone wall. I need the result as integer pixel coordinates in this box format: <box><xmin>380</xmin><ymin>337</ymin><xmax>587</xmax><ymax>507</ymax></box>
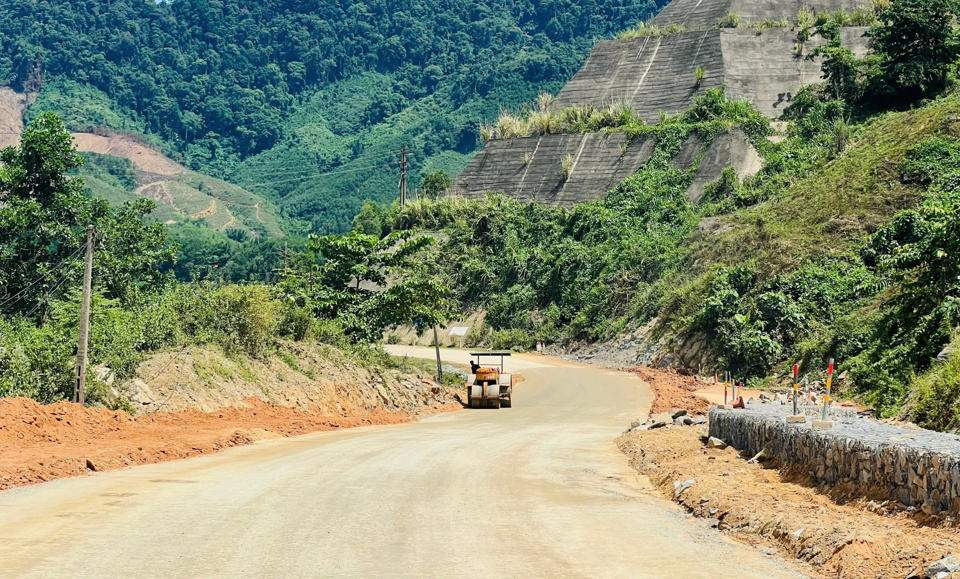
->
<box><xmin>709</xmin><ymin>406</ymin><xmax>960</xmax><ymax>515</ymax></box>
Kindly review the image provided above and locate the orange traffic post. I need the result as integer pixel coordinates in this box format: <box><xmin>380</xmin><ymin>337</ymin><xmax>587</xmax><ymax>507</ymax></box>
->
<box><xmin>792</xmin><ymin>363</ymin><xmax>799</xmax><ymax>415</ymax></box>
<box><xmin>821</xmin><ymin>358</ymin><xmax>834</xmax><ymax>421</ymax></box>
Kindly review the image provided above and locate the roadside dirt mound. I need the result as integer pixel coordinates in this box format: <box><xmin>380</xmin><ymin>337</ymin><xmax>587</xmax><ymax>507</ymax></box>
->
<box><xmin>618</xmin><ymin>426</ymin><xmax>960</xmax><ymax>578</ymax></box>
<box><xmin>71</xmin><ymin>132</ymin><xmax>184</xmax><ymax>175</ymax></box>
<box><xmin>0</xmin><ymin>395</ymin><xmax>460</xmax><ymax>491</ymax></box>
<box><xmin>120</xmin><ymin>344</ymin><xmax>460</xmax><ymax>417</ymax></box>
<box><xmin>630</xmin><ymin>367</ymin><xmax>711</xmax><ymax>416</ymax></box>
<box><xmin>1</xmin><ymin>344</ymin><xmax>465</xmax><ymax>491</ymax></box>
<box><xmin>0</xmin><ymin>397</ymin><xmax>415</xmax><ymax>490</ymax></box>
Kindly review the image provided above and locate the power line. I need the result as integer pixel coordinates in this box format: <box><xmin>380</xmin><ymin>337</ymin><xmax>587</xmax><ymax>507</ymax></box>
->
<box><xmin>22</xmin><ymin>266</ymin><xmax>75</xmax><ymax>319</ymax></box>
<box><xmin>0</xmin><ymin>245</ymin><xmax>85</xmax><ymax>309</ymax></box>
<box><xmin>235</xmin><ymin>154</ymin><xmax>399</xmax><ymax>180</ymax></box>
<box><xmin>240</xmin><ymin>162</ymin><xmax>394</xmax><ymax>189</ymax></box>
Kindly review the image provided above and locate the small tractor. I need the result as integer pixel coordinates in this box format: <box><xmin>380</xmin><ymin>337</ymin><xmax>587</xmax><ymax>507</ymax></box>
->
<box><xmin>466</xmin><ymin>352</ymin><xmax>513</xmax><ymax>408</ymax></box>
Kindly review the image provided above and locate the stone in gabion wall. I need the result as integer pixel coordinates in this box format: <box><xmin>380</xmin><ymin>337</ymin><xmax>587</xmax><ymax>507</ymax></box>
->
<box><xmin>709</xmin><ymin>406</ymin><xmax>960</xmax><ymax>515</ymax></box>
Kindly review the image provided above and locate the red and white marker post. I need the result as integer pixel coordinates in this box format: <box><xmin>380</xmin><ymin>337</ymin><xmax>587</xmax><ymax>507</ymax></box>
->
<box><xmin>792</xmin><ymin>363</ymin><xmax>799</xmax><ymax>415</ymax></box>
<box><xmin>821</xmin><ymin>358</ymin><xmax>835</xmax><ymax>421</ymax></box>
<box><xmin>723</xmin><ymin>371</ymin><xmax>728</xmax><ymax>405</ymax></box>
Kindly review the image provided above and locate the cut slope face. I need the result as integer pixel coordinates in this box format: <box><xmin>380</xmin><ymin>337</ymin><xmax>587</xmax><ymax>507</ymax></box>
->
<box><xmin>453</xmin><ymin>133</ymin><xmax>655</xmax><ymax>206</ymax></box>
<box><xmin>453</xmin><ymin>128</ymin><xmax>762</xmax><ymax>203</ymax></box>
<box><xmin>649</xmin><ymin>0</ymin><xmax>865</xmax><ymax>30</ymax></box>
<box><xmin>553</xmin><ymin>28</ymin><xmax>869</xmax><ymax>122</ymax></box>
<box><xmin>72</xmin><ymin>132</ymin><xmax>184</xmax><ymax>176</ymax></box>
<box><xmin>455</xmin><ymin>0</ymin><xmax>871</xmax><ymax>207</ymax></box>
<box><xmin>0</xmin><ymin>87</ymin><xmax>30</xmax><ymax>149</ymax></box>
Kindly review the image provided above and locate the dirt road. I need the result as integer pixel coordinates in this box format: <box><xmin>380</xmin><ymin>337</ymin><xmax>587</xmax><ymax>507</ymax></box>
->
<box><xmin>0</xmin><ymin>348</ymin><xmax>801</xmax><ymax>578</ymax></box>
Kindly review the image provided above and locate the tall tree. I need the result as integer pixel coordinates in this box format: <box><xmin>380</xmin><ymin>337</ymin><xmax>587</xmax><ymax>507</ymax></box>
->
<box><xmin>867</xmin><ymin>0</ymin><xmax>960</xmax><ymax>102</ymax></box>
<box><xmin>0</xmin><ymin>113</ymin><xmax>173</xmax><ymax>316</ymax></box>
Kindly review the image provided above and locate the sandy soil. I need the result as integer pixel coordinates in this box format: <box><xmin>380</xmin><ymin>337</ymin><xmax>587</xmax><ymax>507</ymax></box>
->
<box><xmin>0</xmin><ymin>88</ymin><xmax>28</xmax><ymax>149</ymax></box>
<box><xmin>619</xmin><ymin>371</ymin><xmax>960</xmax><ymax>579</ymax></box>
<box><xmin>0</xmin><ymin>396</ymin><xmax>460</xmax><ymax>492</ymax></box>
<box><xmin>71</xmin><ymin>132</ymin><xmax>184</xmax><ymax>175</ymax></box>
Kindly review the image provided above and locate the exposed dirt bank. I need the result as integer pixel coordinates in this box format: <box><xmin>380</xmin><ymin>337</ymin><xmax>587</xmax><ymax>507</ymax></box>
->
<box><xmin>619</xmin><ymin>369</ymin><xmax>960</xmax><ymax>579</ymax></box>
<box><xmin>3</xmin><ymin>343</ymin><xmax>465</xmax><ymax>491</ymax></box>
<box><xmin>619</xmin><ymin>426</ymin><xmax>960</xmax><ymax>578</ymax></box>
<box><xmin>115</xmin><ymin>343</ymin><xmax>458</xmax><ymax>417</ymax></box>
<box><xmin>0</xmin><ymin>395</ymin><xmax>460</xmax><ymax>492</ymax></box>
<box><xmin>629</xmin><ymin>367</ymin><xmax>711</xmax><ymax>416</ymax></box>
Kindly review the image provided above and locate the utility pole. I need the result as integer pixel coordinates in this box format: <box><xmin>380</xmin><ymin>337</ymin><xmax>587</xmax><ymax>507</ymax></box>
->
<box><xmin>75</xmin><ymin>226</ymin><xmax>95</xmax><ymax>405</ymax></box>
<box><xmin>399</xmin><ymin>145</ymin><xmax>407</xmax><ymax>208</ymax></box>
<box><xmin>432</xmin><ymin>325</ymin><xmax>443</xmax><ymax>382</ymax></box>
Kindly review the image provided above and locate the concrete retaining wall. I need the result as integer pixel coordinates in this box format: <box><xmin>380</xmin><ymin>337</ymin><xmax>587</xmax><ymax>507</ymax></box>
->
<box><xmin>450</xmin><ymin>132</ymin><xmax>655</xmax><ymax>206</ymax></box>
<box><xmin>452</xmin><ymin>129</ymin><xmax>761</xmax><ymax>205</ymax></box>
<box><xmin>709</xmin><ymin>406</ymin><xmax>960</xmax><ymax>515</ymax></box>
<box><xmin>651</xmin><ymin>0</ymin><xmax>868</xmax><ymax>31</ymax></box>
<box><xmin>553</xmin><ymin>28</ymin><xmax>868</xmax><ymax>123</ymax></box>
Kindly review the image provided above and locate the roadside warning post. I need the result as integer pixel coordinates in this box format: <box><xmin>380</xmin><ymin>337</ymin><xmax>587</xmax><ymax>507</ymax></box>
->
<box><xmin>723</xmin><ymin>371</ymin><xmax>728</xmax><ymax>405</ymax></box>
<box><xmin>792</xmin><ymin>363</ymin><xmax>799</xmax><ymax>415</ymax></box>
<box><xmin>820</xmin><ymin>358</ymin><xmax>835</xmax><ymax>423</ymax></box>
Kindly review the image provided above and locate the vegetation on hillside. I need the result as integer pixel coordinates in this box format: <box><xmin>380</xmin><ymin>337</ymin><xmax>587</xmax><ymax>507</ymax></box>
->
<box><xmin>1</xmin><ymin>0</ymin><xmax>669</xmax><ymax>234</ymax></box>
<box><xmin>0</xmin><ymin>114</ymin><xmax>448</xmax><ymax>406</ymax></box>
<box><xmin>348</xmin><ymin>0</ymin><xmax>960</xmax><ymax>427</ymax></box>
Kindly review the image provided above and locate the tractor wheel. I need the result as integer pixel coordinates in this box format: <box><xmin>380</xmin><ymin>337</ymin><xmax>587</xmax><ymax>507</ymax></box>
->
<box><xmin>501</xmin><ymin>394</ymin><xmax>512</xmax><ymax>408</ymax></box>
<box><xmin>469</xmin><ymin>398</ymin><xmax>479</xmax><ymax>409</ymax></box>
<box><xmin>489</xmin><ymin>397</ymin><xmax>500</xmax><ymax>409</ymax></box>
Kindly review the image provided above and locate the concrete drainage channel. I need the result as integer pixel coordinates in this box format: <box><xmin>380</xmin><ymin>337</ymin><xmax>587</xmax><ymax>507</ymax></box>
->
<box><xmin>709</xmin><ymin>404</ymin><xmax>960</xmax><ymax>516</ymax></box>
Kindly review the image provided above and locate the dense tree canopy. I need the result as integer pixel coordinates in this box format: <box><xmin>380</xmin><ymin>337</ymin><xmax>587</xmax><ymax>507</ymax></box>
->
<box><xmin>1</xmin><ymin>0</ymin><xmax>667</xmax><ymax>233</ymax></box>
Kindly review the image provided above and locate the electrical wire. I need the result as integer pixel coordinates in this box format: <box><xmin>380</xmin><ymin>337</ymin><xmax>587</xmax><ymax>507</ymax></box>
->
<box><xmin>22</xmin><ymin>266</ymin><xmax>76</xmax><ymax>319</ymax></box>
<box><xmin>240</xmin><ymin>162</ymin><xmax>394</xmax><ymax>189</ymax></box>
<box><xmin>0</xmin><ymin>245</ymin><xmax>85</xmax><ymax>309</ymax></box>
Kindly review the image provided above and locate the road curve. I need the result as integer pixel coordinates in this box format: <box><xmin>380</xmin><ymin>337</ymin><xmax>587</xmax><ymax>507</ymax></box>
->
<box><xmin>0</xmin><ymin>348</ymin><xmax>801</xmax><ymax>578</ymax></box>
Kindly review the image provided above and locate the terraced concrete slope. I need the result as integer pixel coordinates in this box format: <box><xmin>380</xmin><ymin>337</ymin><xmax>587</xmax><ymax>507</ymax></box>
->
<box><xmin>453</xmin><ymin>0</ymin><xmax>870</xmax><ymax>207</ymax></box>
<box><xmin>649</xmin><ymin>0</ymin><xmax>865</xmax><ymax>31</ymax></box>
<box><xmin>454</xmin><ymin>128</ymin><xmax>761</xmax><ymax>204</ymax></box>
<box><xmin>452</xmin><ymin>133</ymin><xmax>655</xmax><ymax>206</ymax></box>
<box><xmin>552</xmin><ymin>28</ymin><xmax>868</xmax><ymax>122</ymax></box>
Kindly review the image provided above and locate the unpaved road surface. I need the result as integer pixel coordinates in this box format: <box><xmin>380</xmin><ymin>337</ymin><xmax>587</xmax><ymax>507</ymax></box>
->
<box><xmin>0</xmin><ymin>348</ymin><xmax>801</xmax><ymax>578</ymax></box>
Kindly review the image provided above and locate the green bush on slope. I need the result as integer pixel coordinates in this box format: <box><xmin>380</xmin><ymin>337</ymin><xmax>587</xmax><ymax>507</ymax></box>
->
<box><xmin>381</xmin><ymin>87</ymin><xmax>960</xmax><ymax>420</ymax></box>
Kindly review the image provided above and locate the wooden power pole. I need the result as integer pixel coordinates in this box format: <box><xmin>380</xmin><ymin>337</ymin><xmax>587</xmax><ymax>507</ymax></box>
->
<box><xmin>399</xmin><ymin>145</ymin><xmax>407</xmax><ymax>208</ymax></box>
<box><xmin>75</xmin><ymin>226</ymin><xmax>95</xmax><ymax>405</ymax></box>
<box><xmin>432</xmin><ymin>325</ymin><xmax>443</xmax><ymax>382</ymax></box>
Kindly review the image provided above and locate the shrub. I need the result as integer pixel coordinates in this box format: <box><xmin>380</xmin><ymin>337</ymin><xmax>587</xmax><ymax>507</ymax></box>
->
<box><xmin>175</xmin><ymin>284</ymin><xmax>281</xmax><ymax>358</ymax></box>
<box><xmin>618</xmin><ymin>22</ymin><xmax>685</xmax><ymax>39</ymax></box>
<box><xmin>0</xmin><ymin>318</ymin><xmax>72</xmax><ymax>402</ymax></box>
<box><xmin>905</xmin><ymin>333</ymin><xmax>960</xmax><ymax>430</ymax></box>
<box><xmin>496</xmin><ymin>112</ymin><xmax>524</xmax><ymax>140</ymax></box>
<box><xmin>489</xmin><ymin>328</ymin><xmax>534</xmax><ymax>351</ymax></box>
<box><xmin>796</xmin><ymin>7</ymin><xmax>815</xmax><ymax>42</ymax></box>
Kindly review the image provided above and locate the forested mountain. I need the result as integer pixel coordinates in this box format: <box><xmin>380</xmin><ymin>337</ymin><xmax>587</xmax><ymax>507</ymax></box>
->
<box><xmin>0</xmin><ymin>0</ymin><xmax>666</xmax><ymax>233</ymax></box>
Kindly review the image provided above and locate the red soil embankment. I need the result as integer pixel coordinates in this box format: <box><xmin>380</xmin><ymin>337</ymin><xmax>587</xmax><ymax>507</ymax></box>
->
<box><xmin>0</xmin><ymin>396</ymin><xmax>459</xmax><ymax>491</ymax></box>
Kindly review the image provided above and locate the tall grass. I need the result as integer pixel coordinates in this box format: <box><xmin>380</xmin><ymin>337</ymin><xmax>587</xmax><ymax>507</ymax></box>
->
<box><xmin>715</xmin><ymin>12</ymin><xmax>741</xmax><ymax>28</ymax></box>
<box><xmin>483</xmin><ymin>97</ymin><xmax>638</xmax><ymax>140</ymax></box>
<box><xmin>618</xmin><ymin>22</ymin><xmax>684</xmax><ymax>39</ymax></box>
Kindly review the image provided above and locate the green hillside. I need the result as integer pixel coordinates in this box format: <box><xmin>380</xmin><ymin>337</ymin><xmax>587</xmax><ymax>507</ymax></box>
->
<box><xmin>363</xmin><ymin>0</ymin><xmax>960</xmax><ymax>428</ymax></box>
<box><xmin>1</xmin><ymin>0</ymin><xmax>669</xmax><ymax>234</ymax></box>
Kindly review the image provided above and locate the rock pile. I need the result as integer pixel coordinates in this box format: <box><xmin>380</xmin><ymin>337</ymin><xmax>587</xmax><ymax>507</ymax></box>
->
<box><xmin>626</xmin><ymin>408</ymin><xmax>706</xmax><ymax>433</ymax></box>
